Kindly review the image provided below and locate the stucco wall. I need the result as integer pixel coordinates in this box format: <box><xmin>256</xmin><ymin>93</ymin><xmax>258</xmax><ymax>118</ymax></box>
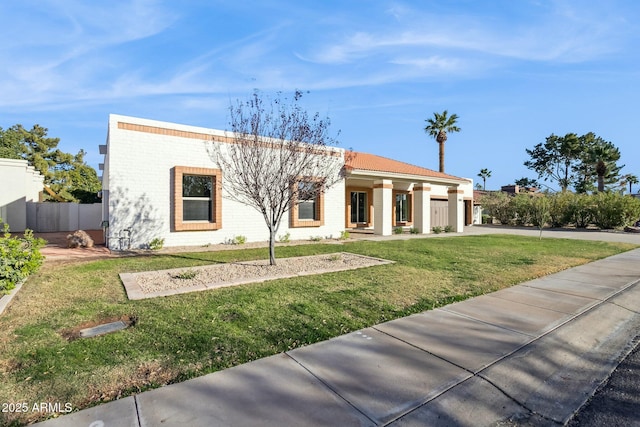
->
<box><xmin>104</xmin><ymin>115</ymin><xmax>346</xmax><ymax>249</ymax></box>
<box><xmin>0</xmin><ymin>158</ymin><xmax>44</xmax><ymax>232</ymax></box>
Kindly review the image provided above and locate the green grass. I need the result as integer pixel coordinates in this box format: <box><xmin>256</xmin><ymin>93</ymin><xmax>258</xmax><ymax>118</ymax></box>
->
<box><xmin>0</xmin><ymin>235</ymin><xmax>636</xmax><ymax>425</ymax></box>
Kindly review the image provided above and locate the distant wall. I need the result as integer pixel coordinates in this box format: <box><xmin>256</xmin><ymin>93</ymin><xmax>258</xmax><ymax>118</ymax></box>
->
<box><xmin>26</xmin><ymin>202</ymin><xmax>102</xmax><ymax>232</ymax></box>
<box><xmin>0</xmin><ymin>158</ymin><xmax>44</xmax><ymax>232</ymax></box>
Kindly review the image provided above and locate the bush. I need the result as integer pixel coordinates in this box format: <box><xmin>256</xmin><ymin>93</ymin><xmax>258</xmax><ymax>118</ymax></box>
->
<box><xmin>512</xmin><ymin>194</ymin><xmax>533</xmax><ymax>226</ymax></box>
<box><xmin>149</xmin><ymin>238</ymin><xmax>165</xmax><ymax>250</ymax></box>
<box><xmin>278</xmin><ymin>232</ymin><xmax>291</xmax><ymax>243</ymax></box>
<box><xmin>444</xmin><ymin>225</ymin><xmax>454</xmax><ymax>233</ymax></box>
<box><xmin>339</xmin><ymin>230</ymin><xmax>350</xmax><ymax>240</ymax></box>
<box><xmin>548</xmin><ymin>192</ymin><xmax>574</xmax><ymax>228</ymax></box>
<box><xmin>567</xmin><ymin>194</ymin><xmax>593</xmax><ymax>228</ymax></box>
<box><xmin>0</xmin><ymin>222</ymin><xmax>45</xmax><ymax>294</ymax></box>
<box><xmin>393</xmin><ymin>227</ymin><xmax>404</xmax><ymax>234</ymax></box>
<box><xmin>480</xmin><ymin>192</ymin><xmax>514</xmax><ymax>225</ymax></box>
<box><xmin>432</xmin><ymin>226</ymin><xmax>443</xmax><ymax>234</ymax></box>
<box><xmin>529</xmin><ymin>196</ymin><xmax>550</xmax><ymax>228</ymax></box>
<box><xmin>233</xmin><ymin>235</ymin><xmax>247</xmax><ymax>245</ymax></box>
<box><xmin>309</xmin><ymin>235</ymin><xmax>322</xmax><ymax>242</ymax></box>
<box><xmin>409</xmin><ymin>227</ymin><xmax>420</xmax><ymax>234</ymax></box>
<box><xmin>590</xmin><ymin>192</ymin><xmax>640</xmax><ymax>229</ymax></box>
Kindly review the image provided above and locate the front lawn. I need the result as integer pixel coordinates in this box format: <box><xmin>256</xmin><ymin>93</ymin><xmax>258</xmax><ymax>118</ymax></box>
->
<box><xmin>0</xmin><ymin>235</ymin><xmax>636</xmax><ymax>425</ymax></box>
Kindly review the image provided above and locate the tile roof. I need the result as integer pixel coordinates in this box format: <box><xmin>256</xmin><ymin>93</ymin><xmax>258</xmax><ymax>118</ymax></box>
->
<box><xmin>345</xmin><ymin>151</ymin><xmax>468</xmax><ymax>182</ymax></box>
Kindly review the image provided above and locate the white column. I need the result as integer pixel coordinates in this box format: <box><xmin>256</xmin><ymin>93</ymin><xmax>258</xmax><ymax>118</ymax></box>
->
<box><xmin>448</xmin><ymin>187</ymin><xmax>464</xmax><ymax>232</ymax></box>
<box><xmin>373</xmin><ymin>179</ymin><xmax>393</xmax><ymax>236</ymax></box>
<box><xmin>413</xmin><ymin>183</ymin><xmax>431</xmax><ymax>234</ymax></box>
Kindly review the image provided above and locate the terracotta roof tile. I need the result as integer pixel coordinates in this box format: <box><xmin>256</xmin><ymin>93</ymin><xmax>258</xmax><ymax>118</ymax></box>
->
<box><xmin>345</xmin><ymin>151</ymin><xmax>468</xmax><ymax>182</ymax></box>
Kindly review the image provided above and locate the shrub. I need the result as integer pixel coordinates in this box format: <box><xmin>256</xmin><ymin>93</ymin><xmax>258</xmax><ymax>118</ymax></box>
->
<box><xmin>567</xmin><ymin>194</ymin><xmax>593</xmax><ymax>228</ymax></box>
<box><xmin>548</xmin><ymin>192</ymin><xmax>574</xmax><ymax>228</ymax></box>
<box><xmin>233</xmin><ymin>235</ymin><xmax>247</xmax><ymax>245</ymax></box>
<box><xmin>0</xmin><ymin>222</ymin><xmax>45</xmax><ymax>294</ymax></box>
<box><xmin>590</xmin><ymin>192</ymin><xmax>640</xmax><ymax>229</ymax></box>
<box><xmin>444</xmin><ymin>225</ymin><xmax>454</xmax><ymax>233</ymax></box>
<box><xmin>309</xmin><ymin>235</ymin><xmax>322</xmax><ymax>242</ymax></box>
<box><xmin>432</xmin><ymin>226</ymin><xmax>443</xmax><ymax>234</ymax></box>
<box><xmin>173</xmin><ymin>269</ymin><xmax>198</xmax><ymax>280</ymax></box>
<box><xmin>512</xmin><ymin>194</ymin><xmax>533</xmax><ymax>226</ymax></box>
<box><xmin>409</xmin><ymin>227</ymin><xmax>420</xmax><ymax>234</ymax></box>
<box><xmin>480</xmin><ymin>192</ymin><xmax>514</xmax><ymax>225</ymax></box>
<box><xmin>339</xmin><ymin>230</ymin><xmax>350</xmax><ymax>240</ymax></box>
<box><xmin>393</xmin><ymin>227</ymin><xmax>404</xmax><ymax>234</ymax></box>
<box><xmin>149</xmin><ymin>238</ymin><xmax>165</xmax><ymax>250</ymax></box>
<box><xmin>278</xmin><ymin>232</ymin><xmax>291</xmax><ymax>243</ymax></box>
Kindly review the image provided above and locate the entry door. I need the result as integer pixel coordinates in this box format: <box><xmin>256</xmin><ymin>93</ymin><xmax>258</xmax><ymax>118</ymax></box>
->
<box><xmin>350</xmin><ymin>192</ymin><xmax>367</xmax><ymax>224</ymax></box>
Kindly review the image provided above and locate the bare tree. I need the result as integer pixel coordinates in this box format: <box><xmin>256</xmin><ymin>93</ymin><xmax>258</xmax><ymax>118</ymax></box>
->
<box><xmin>209</xmin><ymin>91</ymin><xmax>345</xmax><ymax>265</ymax></box>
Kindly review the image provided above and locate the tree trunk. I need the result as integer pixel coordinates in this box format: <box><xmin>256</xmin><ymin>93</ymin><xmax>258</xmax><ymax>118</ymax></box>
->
<box><xmin>269</xmin><ymin>228</ymin><xmax>276</xmax><ymax>266</ymax></box>
<box><xmin>597</xmin><ymin>175</ymin><xmax>605</xmax><ymax>192</ymax></box>
<box><xmin>439</xmin><ymin>141</ymin><xmax>445</xmax><ymax>173</ymax></box>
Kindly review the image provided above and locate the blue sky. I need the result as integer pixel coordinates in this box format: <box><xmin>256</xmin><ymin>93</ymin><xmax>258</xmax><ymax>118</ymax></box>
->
<box><xmin>2</xmin><ymin>0</ymin><xmax>639</xmax><ymax>191</ymax></box>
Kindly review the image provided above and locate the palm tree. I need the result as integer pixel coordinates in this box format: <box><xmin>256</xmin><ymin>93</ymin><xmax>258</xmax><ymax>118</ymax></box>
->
<box><xmin>477</xmin><ymin>168</ymin><xmax>492</xmax><ymax>191</ymax></box>
<box><xmin>424</xmin><ymin>110</ymin><xmax>460</xmax><ymax>173</ymax></box>
<box><xmin>620</xmin><ymin>173</ymin><xmax>639</xmax><ymax>194</ymax></box>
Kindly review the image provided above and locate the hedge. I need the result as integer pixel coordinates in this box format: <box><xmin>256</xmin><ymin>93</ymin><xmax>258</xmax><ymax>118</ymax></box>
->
<box><xmin>0</xmin><ymin>221</ymin><xmax>46</xmax><ymax>294</ymax></box>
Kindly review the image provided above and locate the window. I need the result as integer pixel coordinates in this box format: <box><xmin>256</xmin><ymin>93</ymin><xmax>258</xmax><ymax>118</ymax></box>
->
<box><xmin>183</xmin><ymin>175</ymin><xmax>213</xmax><ymax>221</ymax></box>
<box><xmin>290</xmin><ymin>177</ymin><xmax>324</xmax><ymax>227</ymax></box>
<box><xmin>173</xmin><ymin>166</ymin><xmax>222</xmax><ymax>231</ymax></box>
<box><xmin>297</xmin><ymin>181</ymin><xmax>318</xmax><ymax>221</ymax></box>
<box><xmin>350</xmin><ymin>191</ymin><xmax>367</xmax><ymax>223</ymax></box>
<box><xmin>395</xmin><ymin>193</ymin><xmax>411</xmax><ymax>223</ymax></box>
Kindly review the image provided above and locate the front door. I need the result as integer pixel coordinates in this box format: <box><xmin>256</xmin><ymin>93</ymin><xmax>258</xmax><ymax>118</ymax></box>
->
<box><xmin>350</xmin><ymin>191</ymin><xmax>368</xmax><ymax>224</ymax></box>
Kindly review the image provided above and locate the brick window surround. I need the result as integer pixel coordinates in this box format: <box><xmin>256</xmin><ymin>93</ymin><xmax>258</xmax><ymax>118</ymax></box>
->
<box><xmin>290</xmin><ymin>177</ymin><xmax>325</xmax><ymax>228</ymax></box>
<box><xmin>173</xmin><ymin>166</ymin><xmax>222</xmax><ymax>231</ymax></box>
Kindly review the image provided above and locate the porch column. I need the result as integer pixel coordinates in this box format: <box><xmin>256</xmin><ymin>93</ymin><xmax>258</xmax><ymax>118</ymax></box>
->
<box><xmin>373</xmin><ymin>179</ymin><xmax>393</xmax><ymax>236</ymax></box>
<box><xmin>448</xmin><ymin>187</ymin><xmax>464</xmax><ymax>232</ymax></box>
<box><xmin>413</xmin><ymin>183</ymin><xmax>431</xmax><ymax>234</ymax></box>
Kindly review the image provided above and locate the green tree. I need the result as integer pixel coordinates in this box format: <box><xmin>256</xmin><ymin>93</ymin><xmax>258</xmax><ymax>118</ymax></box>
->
<box><xmin>477</xmin><ymin>168</ymin><xmax>492</xmax><ymax>191</ymax></box>
<box><xmin>424</xmin><ymin>110</ymin><xmax>460</xmax><ymax>173</ymax></box>
<box><xmin>620</xmin><ymin>173</ymin><xmax>639</xmax><ymax>194</ymax></box>
<box><xmin>524</xmin><ymin>133</ymin><xmax>581</xmax><ymax>192</ymax></box>
<box><xmin>0</xmin><ymin>125</ymin><xmax>23</xmax><ymax>159</ymax></box>
<box><xmin>574</xmin><ymin>133</ymin><xmax>623</xmax><ymax>193</ymax></box>
<box><xmin>0</xmin><ymin>124</ymin><xmax>101</xmax><ymax>203</ymax></box>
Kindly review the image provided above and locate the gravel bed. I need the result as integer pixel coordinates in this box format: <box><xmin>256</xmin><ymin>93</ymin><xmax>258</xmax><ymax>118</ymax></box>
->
<box><xmin>134</xmin><ymin>252</ymin><xmax>391</xmax><ymax>294</ymax></box>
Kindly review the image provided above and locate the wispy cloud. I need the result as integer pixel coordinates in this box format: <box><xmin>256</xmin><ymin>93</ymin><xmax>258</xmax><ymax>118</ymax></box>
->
<box><xmin>300</xmin><ymin>1</ymin><xmax>629</xmax><ymax>68</ymax></box>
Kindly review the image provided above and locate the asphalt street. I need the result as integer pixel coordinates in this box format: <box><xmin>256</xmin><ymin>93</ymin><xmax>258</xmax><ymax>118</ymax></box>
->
<box><xmin>566</xmin><ymin>336</ymin><xmax>640</xmax><ymax>427</ymax></box>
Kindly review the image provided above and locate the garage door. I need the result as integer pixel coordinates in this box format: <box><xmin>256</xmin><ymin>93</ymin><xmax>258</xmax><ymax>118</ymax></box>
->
<box><xmin>431</xmin><ymin>199</ymin><xmax>448</xmax><ymax>228</ymax></box>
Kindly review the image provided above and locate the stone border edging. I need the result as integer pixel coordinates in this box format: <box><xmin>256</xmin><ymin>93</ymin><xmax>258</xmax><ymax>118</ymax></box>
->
<box><xmin>0</xmin><ymin>280</ymin><xmax>25</xmax><ymax>315</ymax></box>
<box><xmin>120</xmin><ymin>252</ymin><xmax>394</xmax><ymax>300</ymax></box>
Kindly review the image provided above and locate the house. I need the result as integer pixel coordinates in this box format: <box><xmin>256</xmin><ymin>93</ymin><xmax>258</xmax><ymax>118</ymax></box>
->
<box><xmin>0</xmin><ymin>158</ymin><xmax>44</xmax><ymax>232</ymax></box>
<box><xmin>100</xmin><ymin>115</ymin><xmax>474</xmax><ymax>249</ymax></box>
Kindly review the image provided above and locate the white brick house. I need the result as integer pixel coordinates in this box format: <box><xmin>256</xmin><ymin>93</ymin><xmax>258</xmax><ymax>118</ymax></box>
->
<box><xmin>101</xmin><ymin>115</ymin><xmax>473</xmax><ymax>249</ymax></box>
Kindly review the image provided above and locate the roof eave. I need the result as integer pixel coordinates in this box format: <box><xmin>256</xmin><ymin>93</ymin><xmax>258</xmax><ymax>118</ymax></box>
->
<box><xmin>347</xmin><ymin>169</ymin><xmax>470</xmax><ymax>185</ymax></box>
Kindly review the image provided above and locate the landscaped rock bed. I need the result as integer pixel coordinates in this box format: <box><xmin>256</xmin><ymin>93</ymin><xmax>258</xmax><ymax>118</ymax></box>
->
<box><xmin>120</xmin><ymin>252</ymin><xmax>393</xmax><ymax>300</ymax></box>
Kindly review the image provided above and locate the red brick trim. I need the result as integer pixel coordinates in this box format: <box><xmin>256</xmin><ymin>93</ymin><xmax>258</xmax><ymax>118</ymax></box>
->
<box><xmin>373</xmin><ymin>182</ymin><xmax>393</xmax><ymax>189</ymax></box>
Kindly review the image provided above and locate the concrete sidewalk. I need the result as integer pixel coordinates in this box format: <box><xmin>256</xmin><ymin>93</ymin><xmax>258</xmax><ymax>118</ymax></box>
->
<box><xmin>35</xmin><ymin>248</ymin><xmax>640</xmax><ymax>427</ymax></box>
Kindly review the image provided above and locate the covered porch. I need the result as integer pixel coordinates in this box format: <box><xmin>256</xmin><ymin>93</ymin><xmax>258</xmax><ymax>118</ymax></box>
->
<box><xmin>344</xmin><ymin>152</ymin><xmax>473</xmax><ymax>236</ymax></box>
